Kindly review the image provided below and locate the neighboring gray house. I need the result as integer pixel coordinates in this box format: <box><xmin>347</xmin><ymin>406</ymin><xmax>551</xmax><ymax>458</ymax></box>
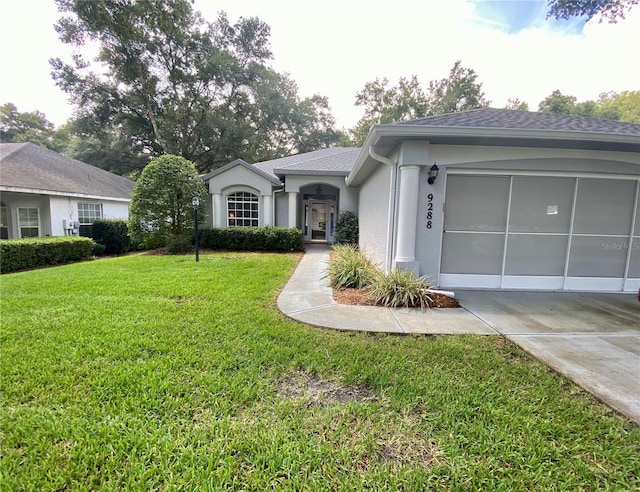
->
<box><xmin>204</xmin><ymin>108</ymin><xmax>640</xmax><ymax>293</ymax></box>
<box><xmin>0</xmin><ymin>142</ymin><xmax>134</xmax><ymax>239</ymax></box>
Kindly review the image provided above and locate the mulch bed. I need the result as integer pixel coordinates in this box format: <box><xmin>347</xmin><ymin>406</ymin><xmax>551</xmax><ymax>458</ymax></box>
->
<box><xmin>333</xmin><ymin>287</ymin><xmax>460</xmax><ymax>309</ymax></box>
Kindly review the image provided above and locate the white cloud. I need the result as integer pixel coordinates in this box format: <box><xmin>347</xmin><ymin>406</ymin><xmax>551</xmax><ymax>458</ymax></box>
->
<box><xmin>1</xmin><ymin>0</ymin><xmax>638</xmax><ymax>129</ymax></box>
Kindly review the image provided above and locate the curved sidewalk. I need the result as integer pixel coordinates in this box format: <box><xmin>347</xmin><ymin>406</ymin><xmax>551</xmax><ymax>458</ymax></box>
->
<box><xmin>277</xmin><ymin>245</ymin><xmax>497</xmax><ymax>335</ymax></box>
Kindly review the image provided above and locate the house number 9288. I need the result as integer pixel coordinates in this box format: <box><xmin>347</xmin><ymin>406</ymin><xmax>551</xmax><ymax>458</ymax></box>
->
<box><xmin>426</xmin><ymin>193</ymin><xmax>433</xmax><ymax>229</ymax></box>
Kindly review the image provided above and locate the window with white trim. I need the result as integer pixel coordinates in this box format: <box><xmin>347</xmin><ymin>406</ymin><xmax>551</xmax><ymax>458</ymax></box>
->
<box><xmin>18</xmin><ymin>208</ymin><xmax>39</xmax><ymax>238</ymax></box>
<box><xmin>1</xmin><ymin>206</ymin><xmax>8</xmax><ymax>239</ymax></box>
<box><xmin>78</xmin><ymin>203</ymin><xmax>103</xmax><ymax>224</ymax></box>
<box><xmin>227</xmin><ymin>192</ymin><xmax>259</xmax><ymax>227</ymax></box>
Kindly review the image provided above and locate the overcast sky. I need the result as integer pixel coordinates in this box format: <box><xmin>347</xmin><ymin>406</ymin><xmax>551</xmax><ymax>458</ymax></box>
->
<box><xmin>1</xmin><ymin>0</ymin><xmax>638</xmax><ymax>130</ymax></box>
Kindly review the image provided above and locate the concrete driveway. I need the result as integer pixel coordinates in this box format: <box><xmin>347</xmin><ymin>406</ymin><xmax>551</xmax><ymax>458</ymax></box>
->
<box><xmin>456</xmin><ymin>290</ymin><xmax>640</xmax><ymax>425</ymax></box>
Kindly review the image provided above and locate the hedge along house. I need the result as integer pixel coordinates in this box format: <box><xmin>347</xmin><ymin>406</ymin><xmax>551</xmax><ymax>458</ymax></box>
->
<box><xmin>204</xmin><ymin>108</ymin><xmax>640</xmax><ymax>293</ymax></box>
<box><xmin>0</xmin><ymin>143</ymin><xmax>134</xmax><ymax>239</ymax></box>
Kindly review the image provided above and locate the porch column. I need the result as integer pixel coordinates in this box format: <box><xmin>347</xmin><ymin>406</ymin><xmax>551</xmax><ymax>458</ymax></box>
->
<box><xmin>212</xmin><ymin>193</ymin><xmax>223</xmax><ymax>227</ymax></box>
<box><xmin>287</xmin><ymin>192</ymin><xmax>298</xmax><ymax>228</ymax></box>
<box><xmin>394</xmin><ymin>165</ymin><xmax>421</xmax><ymax>274</ymax></box>
<box><xmin>262</xmin><ymin>193</ymin><xmax>273</xmax><ymax>226</ymax></box>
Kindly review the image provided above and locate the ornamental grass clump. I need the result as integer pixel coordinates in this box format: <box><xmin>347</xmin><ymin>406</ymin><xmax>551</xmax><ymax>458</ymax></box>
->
<box><xmin>325</xmin><ymin>244</ymin><xmax>377</xmax><ymax>289</ymax></box>
<box><xmin>369</xmin><ymin>269</ymin><xmax>434</xmax><ymax>310</ymax></box>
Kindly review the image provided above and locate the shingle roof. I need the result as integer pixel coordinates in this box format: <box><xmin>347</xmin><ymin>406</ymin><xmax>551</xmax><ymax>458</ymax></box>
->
<box><xmin>402</xmin><ymin>108</ymin><xmax>640</xmax><ymax>136</ymax></box>
<box><xmin>254</xmin><ymin>147</ymin><xmax>360</xmax><ymax>177</ymax></box>
<box><xmin>0</xmin><ymin>142</ymin><xmax>134</xmax><ymax>199</ymax></box>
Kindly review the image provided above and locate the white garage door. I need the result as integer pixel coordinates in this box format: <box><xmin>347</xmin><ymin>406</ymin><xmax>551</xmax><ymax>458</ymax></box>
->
<box><xmin>440</xmin><ymin>174</ymin><xmax>640</xmax><ymax>292</ymax></box>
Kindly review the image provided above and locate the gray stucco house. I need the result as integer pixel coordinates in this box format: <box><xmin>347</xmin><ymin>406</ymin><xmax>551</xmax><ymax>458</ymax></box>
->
<box><xmin>204</xmin><ymin>108</ymin><xmax>640</xmax><ymax>293</ymax></box>
<box><xmin>0</xmin><ymin>143</ymin><xmax>134</xmax><ymax>239</ymax></box>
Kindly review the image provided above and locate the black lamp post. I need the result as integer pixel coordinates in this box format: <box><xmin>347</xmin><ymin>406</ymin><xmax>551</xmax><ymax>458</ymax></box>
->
<box><xmin>192</xmin><ymin>196</ymin><xmax>200</xmax><ymax>262</ymax></box>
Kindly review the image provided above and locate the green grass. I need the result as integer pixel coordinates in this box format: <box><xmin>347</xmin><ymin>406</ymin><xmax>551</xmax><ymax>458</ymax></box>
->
<box><xmin>1</xmin><ymin>253</ymin><xmax>638</xmax><ymax>490</ymax></box>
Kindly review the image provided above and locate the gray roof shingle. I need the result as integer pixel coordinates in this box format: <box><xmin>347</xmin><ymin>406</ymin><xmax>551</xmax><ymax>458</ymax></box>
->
<box><xmin>0</xmin><ymin>142</ymin><xmax>134</xmax><ymax>199</ymax></box>
<box><xmin>254</xmin><ymin>147</ymin><xmax>360</xmax><ymax>177</ymax></box>
<box><xmin>401</xmin><ymin>108</ymin><xmax>640</xmax><ymax>136</ymax></box>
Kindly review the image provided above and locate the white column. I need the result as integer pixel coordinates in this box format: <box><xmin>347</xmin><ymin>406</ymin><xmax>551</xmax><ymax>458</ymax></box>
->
<box><xmin>262</xmin><ymin>194</ymin><xmax>273</xmax><ymax>226</ymax></box>
<box><xmin>394</xmin><ymin>165</ymin><xmax>421</xmax><ymax>274</ymax></box>
<box><xmin>288</xmin><ymin>192</ymin><xmax>298</xmax><ymax>228</ymax></box>
<box><xmin>212</xmin><ymin>193</ymin><xmax>223</xmax><ymax>227</ymax></box>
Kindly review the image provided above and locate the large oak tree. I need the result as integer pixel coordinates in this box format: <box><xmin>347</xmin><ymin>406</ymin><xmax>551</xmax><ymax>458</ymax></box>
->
<box><xmin>51</xmin><ymin>0</ymin><xmax>342</xmax><ymax>175</ymax></box>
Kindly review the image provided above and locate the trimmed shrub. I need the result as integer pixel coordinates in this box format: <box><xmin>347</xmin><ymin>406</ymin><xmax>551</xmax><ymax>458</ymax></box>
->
<box><xmin>91</xmin><ymin>219</ymin><xmax>131</xmax><ymax>255</ymax></box>
<box><xmin>332</xmin><ymin>211</ymin><xmax>359</xmax><ymax>245</ymax></box>
<box><xmin>368</xmin><ymin>269</ymin><xmax>433</xmax><ymax>310</ymax></box>
<box><xmin>0</xmin><ymin>237</ymin><xmax>95</xmax><ymax>274</ymax></box>
<box><xmin>325</xmin><ymin>244</ymin><xmax>377</xmax><ymax>289</ymax></box>
<box><xmin>166</xmin><ymin>233</ymin><xmax>194</xmax><ymax>254</ymax></box>
<box><xmin>199</xmin><ymin>226</ymin><xmax>304</xmax><ymax>252</ymax></box>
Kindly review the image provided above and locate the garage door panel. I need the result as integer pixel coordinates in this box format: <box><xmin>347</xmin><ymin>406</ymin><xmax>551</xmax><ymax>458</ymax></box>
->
<box><xmin>443</xmin><ymin>176</ymin><xmax>509</xmax><ymax>232</ymax></box>
<box><xmin>573</xmin><ymin>179</ymin><xmax>636</xmax><ymax>235</ymax></box>
<box><xmin>505</xmin><ymin>234</ymin><xmax>568</xmax><ymax>276</ymax></box>
<box><xmin>568</xmin><ymin>235</ymin><xmax>629</xmax><ymax>278</ymax></box>
<box><xmin>508</xmin><ymin>177</ymin><xmax>573</xmax><ymax>233</ymax></box>
<box><xmin>441</xmin><ymin>233</ymin><xmax>504</xmax><ymax>275</ymax></box>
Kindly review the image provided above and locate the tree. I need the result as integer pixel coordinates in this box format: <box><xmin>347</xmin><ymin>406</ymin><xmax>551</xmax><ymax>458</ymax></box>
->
<box><xmin>351</xmin><ymin>76</ymin><xmax>429</xmax><ymax>145</ymax></box>
<box><xmin>597</xmin><ymin>90</ymin><xmax>640</xmax><ymax>123</ymax></box>
<box><xmin>504</xmin><ymin>98</ymin><xmax>530</xmax><ymax>111</ymax></box>
<box><xmin>129</xmin><ymin>154</ymin><xmax>208</xmax><ymax>248</ymax></box>
<box><xmin>537</xmin><ymin>89</ymin><xmax>640</xmax><ymax>122</ymax></box>
<box><xmin>0</xmin><ymin>103</ymin><xmax>59</xmax><ymax>150</ymax></box>
<box><xmin>538</xmin><ymin>90</ymin><xmax>578</xmax><ymax>114</ymax></box>
<box><xmin>547</xmin><ymin>0</ymin><xmax>639</xmax><ymax>23</ymax></box>
<box><xmin>51</xmin><ymin>0</ymin><xmax>341</xmax><ymax>174</ymax></box>
<box><xmin>350</xmin><ymin>61</ymin><xmax>490</xmax><ymax>145</ymax></box>
<box><xmin>426</xmin><ymin>60</ymin><xmax>491</xmax><ymax>115</ymax></box>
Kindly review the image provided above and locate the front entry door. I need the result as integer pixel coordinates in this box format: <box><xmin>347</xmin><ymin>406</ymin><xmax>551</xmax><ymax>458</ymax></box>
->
<box><xmin>309</xmin><ymin>202</ymin><xmax>328</xmax><ymax>241</ymax></box>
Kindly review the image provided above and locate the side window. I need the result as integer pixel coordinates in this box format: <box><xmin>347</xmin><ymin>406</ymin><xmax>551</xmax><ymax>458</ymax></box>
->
<box><xmin>18</xmin><ymin>208</ymin><xmax>39</xmax><ymax>238</ymax></box>
<box><xmin>227</xmin><ymin>192</ymin><xmax>259</xmax><ymax>227</ymax></box>
<box><xmin>78</xmin><ymin>203</ymin><xmax>103</xmax><ymax>236</ymax></box>
<box><xmin>0</xmin><ymin>206</ymin><xmax>8</xmax><ymax>239</ymax></box>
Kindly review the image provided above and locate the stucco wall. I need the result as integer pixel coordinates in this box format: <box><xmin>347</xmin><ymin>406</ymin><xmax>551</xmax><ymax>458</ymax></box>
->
<box><xmin>357</xmin><ymin>163</ymin><xmax>392</xmax><ymax>270</ymax></box>
<box><xmin>208</xmin><ymin>166</ymin><xmax>275</xmax><ymax>195</ymax></box>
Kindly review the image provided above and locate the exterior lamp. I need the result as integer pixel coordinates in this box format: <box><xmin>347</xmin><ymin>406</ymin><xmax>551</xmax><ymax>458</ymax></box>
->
<box><xmin>427</xmin><ymin>163</ymin><xmax>439</xmax><ymax>185</ymax></box>
<box><xmin>192</xmin><ymin>196</ymin><xmax>200</xmax><ymax>262</ymax></box>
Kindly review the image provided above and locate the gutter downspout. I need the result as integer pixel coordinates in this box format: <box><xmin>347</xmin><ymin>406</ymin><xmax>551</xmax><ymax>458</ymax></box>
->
<box><xmin>368</xmin><ymin>146</ymin><xmax>397</xmax><ymax>272</ymax></box>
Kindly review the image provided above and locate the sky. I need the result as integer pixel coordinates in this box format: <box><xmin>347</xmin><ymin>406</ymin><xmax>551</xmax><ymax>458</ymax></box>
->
<box><xmin>1</xmin><ymin>0</ymin><xmax>638</xmax><ymax>130</ymax></box>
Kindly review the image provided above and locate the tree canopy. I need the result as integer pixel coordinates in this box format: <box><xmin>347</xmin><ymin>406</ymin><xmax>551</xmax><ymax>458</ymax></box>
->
<box><xmin>546</xmin><ymin>0</ymin><xmax>639</xmax><ymax>22</ymax></box>
<box><xmin>0</xmin><ymin>103</ymin><xmax>60</xmax><ymax>150</ymax></box>
<box><xmin>50</xmin><ymin>0</ymin><xmax>342</xmax><ymax>174</ymax></box>
<box><xmin>350</xmin><ymin>61</ymin><xmax>490</xmax><ymax>145</ymax></box>
<box><xmin>538</xmin><ymin>89</ymin><xmax>640</xmax><ymax>122</ymax></box>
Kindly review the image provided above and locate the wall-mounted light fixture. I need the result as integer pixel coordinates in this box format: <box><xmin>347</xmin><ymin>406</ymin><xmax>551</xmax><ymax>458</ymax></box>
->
<box><xmin>427</xmin><ymin>163</ymin><xmax>439</xmax><ymax>185</ymax></box>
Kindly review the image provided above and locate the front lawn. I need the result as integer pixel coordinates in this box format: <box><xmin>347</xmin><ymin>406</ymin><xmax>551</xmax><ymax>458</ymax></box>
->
<box><xmin>1</xmin><ymin>253</ymin><xmax>638</xmax><ymax>490</ymax></box>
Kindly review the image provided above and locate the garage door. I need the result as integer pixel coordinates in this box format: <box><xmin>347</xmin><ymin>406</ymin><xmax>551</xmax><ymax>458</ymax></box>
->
<box><xmin>440</xmin><ymin>174</ymin><xmax>640</xmax><ymax>292</ymax></box>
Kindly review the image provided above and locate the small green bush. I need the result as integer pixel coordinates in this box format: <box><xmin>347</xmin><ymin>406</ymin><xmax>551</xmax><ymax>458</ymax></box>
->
<box><xmin>166</xmin><ymin>233</ymin><xmax>194</xmax><ymax>254</ymax></box>
<box><xmin>332</xmin><ymin>211</ymin><xmax>359</xmax><ymax>245</ymax></box>
<box><xmin>0</xmin><ymin>236</ymin><xmax>95</xmax><ymax>273</ymax></box>
<box><xmin>92</xmin><ymin>219</ymin><xmax>131</xmax><ymax>255</ymax></box>
<box><xmin>199</xmin><ymin>226</ymin><xmax>304</xmax><ymax>252</ymax></box>
<box><xmin>325</xmin><ymin>244</ymin><xmax>377</xmax><ymax>289</ymax></box>
<box><xmin>369</xmin><ymin>269</ymin><xmax>433</xmax><ymax>310</ymax></box>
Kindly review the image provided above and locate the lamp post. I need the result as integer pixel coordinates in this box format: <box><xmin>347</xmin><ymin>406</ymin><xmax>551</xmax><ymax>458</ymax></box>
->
<box><xmin>192</xmin><ymin>196</ymin><xmax>200</xmax><ymax>262</ymax></box>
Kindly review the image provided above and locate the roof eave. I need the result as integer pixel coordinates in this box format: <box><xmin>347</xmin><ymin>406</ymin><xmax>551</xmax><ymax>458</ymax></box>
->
<box><xmin>273</xmin><ymin>168</ymin><xmax>350</xmax><ymax>177</ymax></box>
<box><xmin>346</xmin><ymin>124</ymin><xmax>640</xmax><ymax>187</ymax></box>
<box><xmin>0</xmin><ymin>185</ymin><xmax>132</xmax><ymax>202</ymax></box>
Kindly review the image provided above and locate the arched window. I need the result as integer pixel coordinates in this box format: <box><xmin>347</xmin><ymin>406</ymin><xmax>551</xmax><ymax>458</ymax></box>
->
<box><xmin>227</xmin><ymin>192</ymin><xmax>259</xmax><ymax>227</ymax></box>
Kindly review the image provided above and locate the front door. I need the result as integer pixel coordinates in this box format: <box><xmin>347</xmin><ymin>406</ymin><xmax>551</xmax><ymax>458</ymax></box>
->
<box><xmin>308</xmin><ymin>202</ymin><xmax>328</xmax><ymax>241</ymax></box>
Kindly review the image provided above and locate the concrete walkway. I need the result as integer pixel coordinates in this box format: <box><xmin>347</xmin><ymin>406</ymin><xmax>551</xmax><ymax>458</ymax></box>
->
<box><xmin>277</xmin><ymin>245</ymin><xmax>640</xmax><ymax>425</ymax></box>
